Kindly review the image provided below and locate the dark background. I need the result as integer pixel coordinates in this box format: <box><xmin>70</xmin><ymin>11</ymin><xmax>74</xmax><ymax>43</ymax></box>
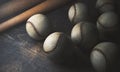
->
<box><xmin>0</xmin><ymin>0</ymin><xmax>120</xmax><ymax>72</ymax></box>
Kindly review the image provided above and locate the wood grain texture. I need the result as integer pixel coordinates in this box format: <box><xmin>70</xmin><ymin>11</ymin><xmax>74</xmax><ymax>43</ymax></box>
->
<box><xmin>0</xmin><ymin>0</ymin><xmax>72</xmax><ymax>32</ymax></box>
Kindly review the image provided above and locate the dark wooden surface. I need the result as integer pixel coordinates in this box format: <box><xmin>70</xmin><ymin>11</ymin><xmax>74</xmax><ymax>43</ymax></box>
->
<box><xmin>0</xmin><ymin>0</ymin><xmax>120</xmax><ymax>72</ymax></box>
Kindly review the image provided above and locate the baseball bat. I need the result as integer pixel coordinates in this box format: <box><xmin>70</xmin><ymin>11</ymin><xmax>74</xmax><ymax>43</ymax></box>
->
<box><xmin>0</xmin><ymin>0</ymin><xmax>72</xmax><ymax>32</ymax></box>
<box><xmin>0</xmin><ymin>0</ymin><xmax>45</xmax><ymax>23</ymax></box>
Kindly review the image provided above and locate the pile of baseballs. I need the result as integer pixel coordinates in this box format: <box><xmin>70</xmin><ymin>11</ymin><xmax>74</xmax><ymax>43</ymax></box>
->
<box><xmin>25</xmin><ymin>0</ymin><xmax>119</xmax><ymax>71</ymax></box>
<box><xmin>68</xmin><ymin>0</ymin><xmax>119</xmax><ymax>72</ymax></box>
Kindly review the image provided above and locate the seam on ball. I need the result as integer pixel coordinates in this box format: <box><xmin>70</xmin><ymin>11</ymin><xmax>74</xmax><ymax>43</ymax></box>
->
<box><xmin>72</xmin><ymin>4</ymin><xmax>77</xmax><ymax>23</ymax></box>
<box><xmin>97</xmin><ymin>2</ymin><xmax>114</xmax><ymax>11</ymax></box>
<box><xmin>93</xmin><ymin>48</ymin><xmax>110</xmax><ymax>72</ymax></box>
<box><xmin>79</xmin><ymin>22</ymin><xmax>85</xmax><ymax>48</ymax></box>
<box><xmin>97</xmin><ymin>18</ymin><xmax>116</xmax><ymax>31</ymax></box>
<box><xmin>27</xmin><ymin>21</ymin><xmax>44</xmax><ymax>38</ymax></box>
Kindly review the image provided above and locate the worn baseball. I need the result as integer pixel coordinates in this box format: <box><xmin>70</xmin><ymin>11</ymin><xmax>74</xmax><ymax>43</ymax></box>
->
<box><xmin>43</xmin><ymin>32</ymin><xmax>75</xmax><ymax>65</ymax></box>
<box><xmin>68</xmin><ymin>2</ymin><xmax>88</xmax><ymax>24</ymax></box>
<box><xmin>26</xmin><ymin>14</ymin><xmax>52</xmax><ymax>40</ymax></box>
<box><xmin>97</xmin><ymin>11</ymin><xmax>118</xmax><ymax>41</ymax></box>
<box><xmin>90</xmin><ymin>42</ymin><xmax>118</xmax><ymax>72</ymax></box>
<box><xmin>71</xmin><ymin>21</ymin><xmax>99</xmax><ymax>53</ymax></box>
<box><xmin>96</xmin><ymin>0</ymin><xmax>114</xmax><ymax>13</ymax></box>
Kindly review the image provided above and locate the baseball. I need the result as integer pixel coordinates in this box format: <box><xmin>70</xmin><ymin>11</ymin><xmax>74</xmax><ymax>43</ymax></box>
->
<box><xmin>71</xmin><ymin>21</ymin><xmax>99</xmax><ymax>53</ymax></box>
<box><xmin>97</xmin><ymin>11</ymin><xmax>118</xmax><ymax>41</ymax></box>
<box><xmin>96</xmin><ymin>0</ymin><xmax>114</xmax><ymax>13</ymax></box>
<box><xmin>68</xmin><ymin>2</ymin><xmax>88</xmax><ymax>24</ymax></box>
<box><xmin>43</xmin><ymin>32</ymin><xmax>75</xmax><ymax>65</ymax></box>
<box><xmin>90</xmin><ymin>42</ymin><xmax>118</xmax><ymax>72</ymax></box>
<box><xmin>26</xmin><ymin>14</ymin><xmax>52</xmax><ymax>40</ymax></box>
